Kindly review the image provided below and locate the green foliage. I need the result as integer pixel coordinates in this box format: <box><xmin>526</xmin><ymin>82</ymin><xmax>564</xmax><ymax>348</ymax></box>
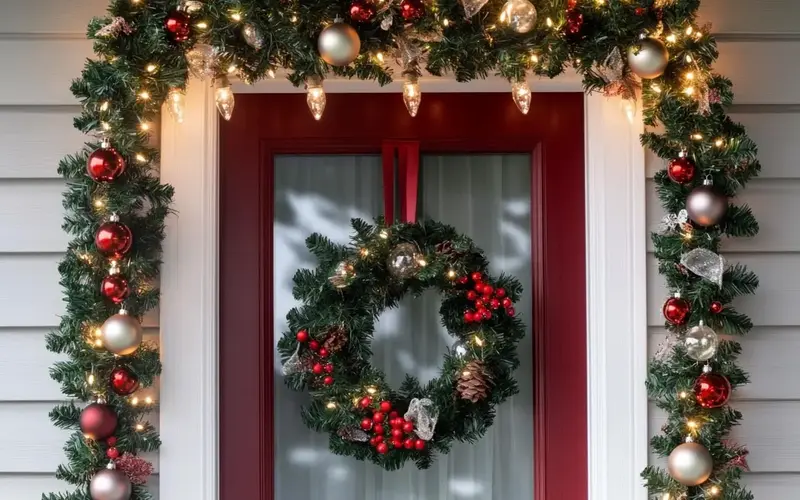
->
<box><xmin>53</xmin><ymin>0</ymin><xmax>758</xmax><ymax>493</ymax></box>
<box><xmin>278</xmin><ymin>219</ymin><xmax>526</xmax><ymax>469</ymax></box>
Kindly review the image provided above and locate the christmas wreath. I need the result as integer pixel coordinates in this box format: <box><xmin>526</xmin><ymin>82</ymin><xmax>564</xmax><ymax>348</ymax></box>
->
<box><xmin>277</xmin><ymin>218</ymin><xmax>526</xmax><ymax>469</ymax></box>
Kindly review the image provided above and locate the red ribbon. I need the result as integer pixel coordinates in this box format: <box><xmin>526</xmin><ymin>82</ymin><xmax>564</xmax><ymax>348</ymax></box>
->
<box><xmin>382</xmin><ymin>141</ymin><xmax>420</xmax><ymax>224</ymax></box>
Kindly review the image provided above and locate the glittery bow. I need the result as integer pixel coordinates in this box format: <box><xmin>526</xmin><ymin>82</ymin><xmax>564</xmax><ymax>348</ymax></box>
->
<box><xmin>595</xmin><ymin>47</ymin><xmax>640</xmax><ymax>100</ymax></box>
<box><xmin>403</xmin><ymin>398</ymin><xmax>438</xmax><ymax>441</ymax></box>
<box><xmin>681</xmin><ymin>248</ymin><xmax>725</xmax><ymax>288</ymax></box>
<box><xmin>461</xmin><ymin>0</ymin><xmax>489</xmax><ymax>17</ymax></box>
<box><xmin>95</xmin><ymin>17</ymin><xmax>134</xmax><ymax>38</ymax></box>
<box><xmin>659</xmin><ymin>209</ymin><xmax>689</xmax><ymax>233</ymax></box>
<box><xmin>281</xmin><ymin>344</ymin><xmax>306</xmax><ymax>376</ymax></box>
<box><xmin>186</xmin><ymin>44</ymin><xmax>221</xmax><ymax>81</ymax></box>
<box><xmin>338</xmin><ymin>426</ymin><xmax>370</xmax><ymax>442</ymax></box>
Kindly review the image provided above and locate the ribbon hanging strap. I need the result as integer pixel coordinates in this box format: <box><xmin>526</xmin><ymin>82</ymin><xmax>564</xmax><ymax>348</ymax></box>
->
<box><xmin>382</xmin><ymin>141</ymin><xmax>420</xmax><ymax>224</ymax></box>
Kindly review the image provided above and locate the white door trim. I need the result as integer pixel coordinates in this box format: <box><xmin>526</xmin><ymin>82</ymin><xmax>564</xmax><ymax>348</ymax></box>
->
<box><xmin>158</xmin><ymin>78</ymin><xmax>648</xmax><ymax>500</ymax></box>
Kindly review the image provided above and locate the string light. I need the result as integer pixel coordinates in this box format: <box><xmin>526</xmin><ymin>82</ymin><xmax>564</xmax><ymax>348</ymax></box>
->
<box><xmin>227</xmin><ymin>64</ymin><xmax>238</xmax><ymax>74</ymax></box>
<box><xmin>679</xmin><ymin>391</ymin><xmax>688</xmax><ymax>399</ymax></box>
<box><xmin>101</xmin><ymin>122</ymin><xmax>111</xmax><ymax>131</ymax></box>
<box><xmin>131</xmin><ymin>397</ymin><xmax>139</xmax><ymax>406</ymax></box>
<box><xmin>94</xmin><ymin>338</ymin><xmax>104</xmax><ymax>347</ymax></box>
<box><xmin>715</xmin><ymin>138</ymin><xmax>725</xmax><ymax>147</ymax></box>
<box><xmin>366</xmin><ymin>386</ymin><xmax>377</xmax><ymax>395</ymax></box>
<box><xmin>360</xmin><ymin>248</ymin><xmax>370</xmax><ymax>257</ymax></box>
<box><xmin>326</xmin><ymin>402</ymin><xmax>337</xmax><ymax>409</ymax></box>
<box><xmin>379</xmin><ymin>230</ymin><xmax>388</xmax><ymax>239</ymax></box>
<box><xmin>447</xmin><ymin>269</ymin><xmax>456</xmax><ymax>279</ymax></box>
<box><xmin>231</xmin><ymin>12</ymin><xmax>242</xmax><ymax>21</ymax></box>
<box><xmin>666</xmin><ymin>34</ymin><xmax>677</xmax><ymax>43</ymax></box>
<box><xmin>136</xmin><ymin>423</ymin><xmax>145</xmax><ymax>431</ymax></box>
<box><xmin>94</xmin><ymin>199</ymin><xmax>105</xmax><ymax>208</ymax></box>
<box><xmin>545</xmin><ymin>17</ymin><xmax>554</xmax><ymax>28</ymax></box>
<box><xmin>290</xmin><ymin>15</ymin><xmax>298</xmax><ymax>23</ymax></box>
<box><xmin>708</xmin><ymin>486</ymin><xmax>720</xmax><ymax>497</ymax></box>
<box><xmin>144</xmin><ymin>396</ymin><xmax>154</xmax><ymax>405</ymax></box>
<box><xmin>100</xmin><ymin>101</ymin><xmax>110</xmax><ymax>111</ymax></box>
<box><xmin>687</xmin><ymin>420</ymin><xmax>699</xmax><ymax>430</ymax></box>
<box><xmin>651</xmin><ymin>84</ymin><xmax>662</xmax><ymax>93</ymax></box>
<box><xmin>88</xmin><ymin>374</ymin><xmax>95</xmax><ymax>385</ymax></box>
<box><xmin>685</xmin><ymin>26</ymin><xmax>694</xmax><ymax>36</ymax></box>
<box><xmin>402</xmin><ymin>72</ymin><xmax>421</xmax><ymax>117</ymax></box>
<box><xmin>462</xmin><ymin>370</ymin><xmax>471</xmax><ymax>377</ymax></box>
<box><xmin>511</xmin><ymin>78</ymin><xmax>532</xmax><ymax>115</ymax></box>
<box><xmin>145</xmin><ymin>63</ymin><xmax>158</xmax><ymax>73</ymax></box>
<box><xmin>268</xmin><ymin>69</ymin><xmax>276</xmax><ymax>78</ymax></box>
<box><xmin>138</xmin><ymin>90</ymin><xmax>151</xmax><ymax>100</ymax></box>
<box><xmin>375</xmin><ymin>52</ymin><xmax>384</xmax><ymax>63</ymax></box>
<box><xmin>530</xmin><ymin>53</ymin><xmax>539</xmax><ymax>63</ymax></box>
<box><xmin>685</xmin><ymin>72</ymin><xmax>695</xmax><ymax>81</ymax></box>
<box><xmin>692</xmin><ymin>133</ymin><xmax>704</xmax><ymax>141</ymax></box>
<box><xmin>473</xmin><ymin>336</ymin><xmax>484</xmax><ymax>347</ymax></box>
<box><xmin>442</xmin><ymin>18</ymin><xmax>450</xmax><ymax>27</ymax></box>
<box><xmin>306</xmin><ymin>77</ymin><xmax>326</xmax><ymax>120</ymax></box>
<box><xmin>685</xmin><ymin>54</ymin><xmax>693</xmax><ymax>63</ymax></box>
<box><xmin>215</xmin><ymin>76</ymin><xmax>235</xmax><ymax>121</ymax></box>
<box><xmin>683</xmin><ymin>86</ymin><xmax>695</xmax><ymax>96</ymax></box>
<box><xmin>167</xmin><ymin>89</ymin><xmax>186</xmax><ymax>124</ymax></box>
<box><xmin>196</xmin><ymin>21</ymin><xmax>208</xmax><ymax>29</ymax></box>
<box><xmin>416</xmin><ymin>258</ymin><xmax>427</xmax><ymax>267</ymax></box>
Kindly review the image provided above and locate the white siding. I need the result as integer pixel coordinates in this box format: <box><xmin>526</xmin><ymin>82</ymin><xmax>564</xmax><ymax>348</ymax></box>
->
<box><xmin>0</xmin><ymin>2</ymin><xmax>159</xmax><ymax>497</ymax></box>
<box><xmin>648</xmin><ymin>1</ymin><xmax>800</xmax><ymax>495</ymax></box>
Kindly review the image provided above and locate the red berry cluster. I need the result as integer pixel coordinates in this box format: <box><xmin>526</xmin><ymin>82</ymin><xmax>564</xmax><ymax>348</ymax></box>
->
<box><xmin>106</xmin><ymin>436</ymin><xmax>120</xmax><ymax>459</ymax></box>
<box><xmin>359</xmin><ymin>399</ymin><xmax>426</xmax><ymax>455</ymax></box>
<box><xmin>296</xmin><ymin>330</ymin><xmax>335</xmax><ymax>385</ymax></box>
<box><xmin>459</xmin><ymin>272</ymin><xmax>515</xmax><ymax>323</ymax></box>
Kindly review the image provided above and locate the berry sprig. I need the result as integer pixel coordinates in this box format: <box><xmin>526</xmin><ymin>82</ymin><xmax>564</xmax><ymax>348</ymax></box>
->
<box><xmin>296</xmin><ymin>329</ymin><xmax>335</xmax><ymax>385</ymax></box>
<box><xmin>460</xmin><ymin>272</ymin><xmax>515</xmax><ymax>323</ymax></box>
<box><xmin>359</xmin><ymin>399</ymin><xmax>427</xmax><ymax>454</ymax></box>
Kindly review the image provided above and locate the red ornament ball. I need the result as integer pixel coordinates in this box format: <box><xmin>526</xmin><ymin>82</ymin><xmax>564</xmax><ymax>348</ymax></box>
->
<box><xmin>471</xmin><ymin>272</ymin><xmax>483</xmax><ymax>282</ymax></box>
<box><xmin>379</xmin><ymin>401</ymin><xmax>392</xmax><ymax>412</ymax></box>
<box><xmin>324</xmin><ymin>363</ymin><xmax>334</xmax><ymax>373</ymax></box>
<box><xmin>390</xmin><ymin>417</ymin><xmax>402</xmax><ymax>428</ymax></box>
<box><xmin>309</xmin><ymin>339</ymin><xmax>320</xmax><ymax>350</ymax></box>
<box><xmin>474</xmin><ymin>299</ymin><xmax>485</xmax><ymax>309</ymax></box>
<box><xmin>694</xmin><ymin>372</ymin><xmax>731</xmax><ymax>409</ymax></box>
<box><xmin>481</xmin><ymin>309</ymin><xmax>492</xmax><ymax>320</ymax></box>
<box><xmin>400</xmin><ymin>0</ymin><xmax>424</xmax><ymax>20</ymax></box>
<box><xmin>663</xmin><ymin>296</ymin><xmax>691</xmax><ymax>325</ymax></box>
<box><xmin>106</xmin><ymin>436</ymin><xmax>117</xmax><ymax>446</ymax></box>
<box><xmin>464</xmin><ymin>310</ymin><xmax>476</xmax><ymax>323</ymax></box>
<box><xmin>506</xmin><ymin>307</ymin><xmax>516</xmax><ymax>316</ymax></box>
<box><xmin>502</xmin><ymin>297</ymin><xmax>512</xmax><ymax>308</ymax></box>
<box><xmin>392</xmin><ymin>439</ymin><xmax>403</xmax><ymax>448</ymax></box>
<box><xmin>466</xmin><ymin>291</ymin><xmax>477</xmax><ymax>301</ymax></box>
<box><xmin>87</xmin><ymin>146</ymin><xmax>126</xmax><ymax>182</ymax></box>
<box><xmin>373</xmin><ymin>424</ymin><xmax>384</xmax><ymax>435</ymax></box>
<box><xmin>565</xmin><ymin>10</ymin><xmax>584</xmax><ymax>36</ymax></box>
<box><xmin>376</xmin><ymin>442</ymin><xmax>389</xmax><ymax>454</ymax></box>
<box><xmin>389</xmin><ymin>410</ymin><xmax>399</xmax><ymax>419</ymax></box>
<box><xmin>667</xmin><ymin>157</ymin><xmax>696</xmax><ymax>184</ymax></box>
<box><xmin>349</xmin><ymin>0</ymin><xmax>376</xmax><ymax>22</ymax></box>
<box><xmin>319</xmin><ymin>347</ymin><xmax>329</xmax><ymax>358</ymax></box>
<box><xmin>80</xmin><ymin>403</ymin><xmax>118</xmax><ymax>441</ymax></box>
<box><xmin>710</xmin><ymin>301</ymin><xmax>724</xmax><ymax>314</ymax></box>
<box><xmin>457</xmin><ymin>276</ymin><xmax>469</xmax><ymax>285</ymax></box>
<box><xmin>361</xmin><ymin>418</ymin><xmax>373</xmax><ymax>430</ymax></box>
<box><xmin>95</xmin><ymin>221</ymin><xmax>133</xmax><ymax>258</ymax></box>
<box><xmin>373</xmin><ymin>435</ymin><xmax>384</xmax><ymax>444</ymax></box>
<box><xmin>489</xmin><ymin>298</ymin><xmax>501</xmax><ymax>310</ymax></box>
<box><xmin>403</xmin><ymin>438</ymin><xmax>415</xmax><ymax>449</ymax></box>
<box><xmin>391</xmin><ymin>428</ymin><xmax>404</xmax><ymax>439</ymax></box>
<box><xmin>312</xmin><ymin>363</ymin><xmax>324</xmax><ymax>375</ymax></box>
<box><xmin>323</xmin><ymin>376</ymin><xmax>334</xmax><ymax>385</ymax></box>
<box><xmin>164</xmin><ymin>10</ymin><xmax>192</xmax><ymax>42</ymax></box>
<box><xmin>372</xmin><ymin>411</ymin><xmax>385</xmax><ymax>423</ymax></box>
<box><xmin>101</xmin><ymin>274</ymin><xmax>129</xmax><ymax>304</ymax></box>
<box><xmin>296</xmin><ymin>330</ymin><xmax>309</xmax><ymax>342</ymax></box>
<box><xmin>635</xmin><ymin>7</ymin><xmax>647</xmax><ymax>16</ymax></box>
<box><xmin>414</xmin><ymin>439</ymin><xmax>426</xmax><ymax>450</ymax></box>
<box><xmin>106</xmin><ymin>447</ymin><xmax>120</xmax><ymax>459</ymax></box>
<box><xmin>402</xmin><ymin>421</ymin><xmax>414</xmax><ymax>433</ymax></box>
<box><xmin>110</xmin><ymin>367</ymin><xmax>140</xmax><ymax>396</ymax></box>
<box><xmin>369</xmin><ymin>436</ymin><xmax>378</xmax><ymax>446</ymax></box>
<box><xmin>495</xmin><ymin>288</ymin><xmax>506</xmax><ymax>298</ymax></box>
<box><xmin>360</xmin><ymin>396</ymin><xmax>372</xmax><ymax>408</ymax></box>
<box><xmin>482</xmin><ymin>285</ymin><xmax>494</xmax><ymax>297</ymax></box>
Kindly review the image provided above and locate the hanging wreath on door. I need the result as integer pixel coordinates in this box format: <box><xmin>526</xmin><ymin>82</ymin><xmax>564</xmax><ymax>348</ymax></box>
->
<box><xmin>277</xmin><ymin>218</ymin><xmax>526</xmax><ymax>469</ymax></box>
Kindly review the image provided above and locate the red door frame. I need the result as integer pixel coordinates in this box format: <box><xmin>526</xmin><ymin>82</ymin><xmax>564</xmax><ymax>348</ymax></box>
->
<box><xmin>219</xmin><ymin>92</ymin><xmax>587</xmax><ymax>499</ymax></box>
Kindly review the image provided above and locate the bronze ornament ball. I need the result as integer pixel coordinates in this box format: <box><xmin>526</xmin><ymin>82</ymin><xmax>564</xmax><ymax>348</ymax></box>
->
<box><xmin>686</xmin><ymin>181</ymin><xmax>728</xmax><ymax>227</ymax></box>
<box><xmin>318</xmin><ymin>20</ymin><xmax>361</xmax><ymax>67</ymax></box>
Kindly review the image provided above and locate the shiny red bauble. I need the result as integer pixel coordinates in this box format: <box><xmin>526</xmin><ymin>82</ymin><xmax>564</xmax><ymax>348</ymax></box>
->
<box><xmin>101</xmin><ymin>274</ymin><xmax>130</xmax><ymax>304</ymax></box>
<box><xmin>694</xmin><ymin>372</ymin><xmax>731</xmax><ymax>408</ymax></box>
<box><xmin>667</xmin><ymin>157</ymin><xmax>696</xmax><ymax>184</ymax></box>
<box><xmin>296</xmin><ymin>329</ymin><xmax>309</xmax><ymax>342</ymax></box>
<box><xmin>360</xmin><ymin>396</ymin><xmax>372</xmax><ymax>408</ymax></box>
<box><xmin>495</xmin><ymin>288</ymin><xmax>506</xmax><ymax>298</ymax></box>
<box><xmin>391</xmin><ymin>428</ymin><xmax>403</xmax><ymax>439</ymax></box>
<box><xmin>400</xmin><ymin>0</ymin><xmax>425</xmax><ymax>20</ymax></box>
<box><xmin>379</xmin><ymin>401</ymin><xmax>391</xmax><ymax>412</ymax></box>
<box><xmin>402</xmin><ymin>421</ymin><xmax>414</xmax><ymax>433</ymax></box>
<box><xmin>324</xmin><ymin>363</ymin><xmax>334</xmax><ymax>373</ymax></box>
<box><xmin>414</xmin><ymin>439</ymin><xmax>425</xmax><ymax>450</ymax></box>
<box><xmin>309</xmin><ymin>339</ymin><xmax>320</xmax><ymax>350</ymax></box>
<box><xmin>349</xmin><ymin>0</ymin><xmax>376</xmax><ymax>22</ymax></box>
<box><xmin>80</xmin><ymin>403</ymin><xmax>118</xmax><ymax>440</ymax></box>
<box><xmin>372</xmin><ymin>411</ymin><xmax>385</xmax><ymax>423</ymax></box>
<box><xmin>662</xmin><ymin>296</ymin><xmax>691</xmax><ymax>325</ymax></box>
<box><xmin>323</xmin><ymin>376</ymin><xmax>334</xmax><ymax>385</ymax></box>
<box><xmin>403</xmin><ymin>438</ymin><xmax>414</xmax><ymax>449</ymax></box>
<box><xmin>87</xmin><ymin>146</ymin><xmax>126</xmax><ymax>182</ymax></box>
<box><xmin>95</xmin><ymin>221</ymin><xmax>133</xmax><ymax>257</ymax></box>
<box><xmin>565</xmin><ymin>10</ymin><xmax>584</xmax><ymax>36</ymax></box>
<box><xmin>312</xmin><ymin>363</ymin><xmax>324</xmax><ymax>374</ymax></box>
<box><xmin>457</xmin><ymin>276</ymin><xmax>469</xmax><ymax>285</ymax></box>
<box><xmin>164</xmin><ymin>10</ymin><xmax>192</xmax><ymax>42</ymax></box>
<box><xmin>506</xmin><ymin>307</ymin><xmax>516</xmax><ymax>316</ymax></box>
<box><xmin>106</xmin><ymin>447</ymin><xmax>120</xmax><ymax>459</ymax></box>
<box><xmin>361</xmin><ymin>418</ymin><xmax>373</xmax><ymax>430</ymax></box>
<box><xmin>376</xmin><ymin>442</ymin><xmax>389</xmax><ymax>454</ymax></box>
<box><xmin>470</xmin><ymin>272</ymin><xmax>483</xmax><ymax>282</ymax></box>
<box><xmin>373</xmin><ymin>424</ymin><xmax>384</xmax><ymax>435</ymax></box>
<box><xmin>110</xmin><ymin>367</ymin><xmax>140</xmax><ymax>396</ymax></box>
<box><xmin>710</xmin><ymin>301</ymin><xmax>724</xmax><ymax>314</ymax></box>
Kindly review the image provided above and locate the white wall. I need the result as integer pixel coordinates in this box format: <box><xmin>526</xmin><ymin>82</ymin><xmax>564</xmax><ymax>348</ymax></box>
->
<box><xmin>0</xmin><ymin>1</ymin><xmax>160</xmax><ymax>497</ymax></box>
<box><xmin>646</xmin><ymin>0</ymin><xmax>800</xmax><ymax>496</ymax></box>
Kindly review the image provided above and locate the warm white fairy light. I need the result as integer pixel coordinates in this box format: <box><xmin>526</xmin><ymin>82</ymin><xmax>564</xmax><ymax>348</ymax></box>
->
<box><xmin>136</xmin><ymin>423</ymin><xmax>145</xmax><ymax>431</ymax></box>
<box><xmin>679</xmin><ymin>391</ymin><xmax>688</xmax><ymax>399</ymax></box>
<box><xmin>268</xmin><ymin>69</ymin><xmax>276</xmax><ymax>78</ymax></box>
<box><xmin>511</xmin><ymin>78</ymin><xmax>532</xmax><ymax>115</ymax></box>
<box><xmin>375</xmin><ymin>52</ymin><xmax>384</xmax><ymax>63</ymax></box>
<box><xmin>144</xmin><ymin>396</ymin><xmax>154</xmax><ymax>405</ymax></box>
<box><xmin>305</xmin><ymin>77</ymin><xmax>326</xmax><ymax>120</ymax></box>
<box><xmin>708</xmin><ymin>486</ymin><xmax>720</xmax><ymax>496</ymax></box>
<box><xmin>196</xmin><ymin>21</ymin><xmax>208</xmax><ymax>29</ymax></box>
<box><xmin>685</xmin><ymin>54</ymin><xmax>693</xmax><ymax>63</ymax></box>
<box><xmin>545</xmin><ymin>17</ymin><xmax>554</xmax><ymax>28</ymax></box>
<box><xmin>366</xmin><ymin>386</ymin><xmax>377</xmax><ymax>395</ymax></box>
<box><xmin>227</xmin><ymin>64</ymin><xmax>238</xmax><ymax>74</ymax></box>
<box><xmin>683</xmin><ymin>86</ymin><xmax>695</xmax><ymax>96</ymax></box>
<box><xmin>131</xmin><ymin>397</ymin><xmax>139</xmax><ymax>406</ymax></box>
<box><xmin>685</xmin><ymin>26</ymin><xmax>694</xmax><ymax>36</ymax></box>
<box><xmin>231</xmin><ymin>12</ymin><xmax>242</xmax><ymax>21</ymax></box>
<box><xmin>447</xmin><ymin>269</ymin><xmax>456</xmax><ymax>279</ymax></box>
<box><xmin>402</xmin><ymin>73</ymin><xmax>421</xmax><ymax>117</ymax></box>
<box><xmin>215</xmin><ymin>76</ymin><xmax>235</xmax><ymax>121</ymax></box>
<box><xmin>666</xmin><ymin>34</ymin><xmax>677</xmax><ymax>43</ymax></box>
<box><xmin>94</xmin><ymin>199</ymin><xmax>105</xmax><ymax>208</ymax></box>
<box><xmin>379</xmin><ymin>230</ymin><xmax>388</xmax><ymax>239</ymax></box>
<box><xmin>715</xmin><ymin>138</ymin><xmax>725</xmax><ymax>147</ymax></box>
<box><xmin>326</xmin><ymin>402</ymin><xmax>337</xmax><ymax>409</ymax></box>
<box><xmin>290</xmin><ymin>15</ymin><xmax>298</xmax><ymax>23</ymax></box>
<box><xmin>88</xmin><ymin>374</ymin><xmax>95</xmax><ymax>385</ymax></box>
<box><xmin>530</xmin><ymin>53</ymin><xmax>539</xmax><ymax>63</ymax></box>
<box><xmin>140</xmin><ymin>122</ymin><xmax>151</xmax><ymax>132</ymax></box>
<box><xmin>692</xmin><ymin>133</ymin><xmax>703</xmax><ymax>141</ymax></box>
<box><xmin>101</xmin><ymin>122</ymin><xmax>111</xmax><ymax>131</ymax></box>
<box><xmin>138</xmin><ymin>90</ymin><xmax>151</xmax><ymax>100</ymax></box>
<box><xmin>360</xmin><ymin>248</ymin><xmax>370</xmax><ymax>257</ymax></box>
<box><xmin>100</xmin><ymin>101</ymin><xmax>110</xmax><ymax>111</ymax></box>
<box><xmin>146</xmin><ymin>63</ymin><xmax>158</xmax><ymax>73</ymax></box>
<box><xmin>473</xmin><ymin>336</ymin><xmax>484</xmax><ymax>347</ymax></box>
<box><xmin>651</xmin><ymin>84</ymin><xmax>662</xmax><ymax>93</ymax></box>
<box><xmin>442</xmin><ymin>18</ymin><xmax>450</xmax><ymax>27</ymax></box>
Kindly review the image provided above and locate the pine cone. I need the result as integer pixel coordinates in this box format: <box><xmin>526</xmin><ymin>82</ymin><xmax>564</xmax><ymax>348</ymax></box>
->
<box><xmin>457</xmin><ymin>360</ymin><xmax>492</xmax><ymax>403</ymax></box>
<box><xmin>323</xmin><ymin>326</ymin><xmax>348</xmax><ymax>353</ymax></box>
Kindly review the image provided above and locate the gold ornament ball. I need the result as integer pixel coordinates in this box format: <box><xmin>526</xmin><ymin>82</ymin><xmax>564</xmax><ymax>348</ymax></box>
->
<box><xmin>668</xmin><ymin>441</ymin><xmax>713</xmax><ymax>486</ymax></box>
<box><xmin>318</xmin><ymin>21</ymin><xmax>361</xmax><ymax>67</ymax></box>
<box><xmin>501</xmin><ymin>0</ymin><xmax>537</xmax><ymax>34</ymax></box>
<box><xmin>101</xmin><ymin>311</ymin><xmax>143</xmax><ymax>356</ymax></box>
<box><xmin>387</xmin><ymin>242</ymin><xmax>421</xmax><ymax>279</ymax></box>
<box><xmin>627</xmin><ymin>37</ymin><xmax>669</xmax><ymax>79</ymax></box>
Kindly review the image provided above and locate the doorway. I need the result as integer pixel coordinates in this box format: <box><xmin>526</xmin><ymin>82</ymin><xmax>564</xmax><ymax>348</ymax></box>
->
<box><xmin>219</xmin><ymin>92</ymin><xmax>587</xmax><ymax>499</ymax></box>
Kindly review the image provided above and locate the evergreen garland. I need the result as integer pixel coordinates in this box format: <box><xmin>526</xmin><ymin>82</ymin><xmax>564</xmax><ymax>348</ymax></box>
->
<box><xmin>49</xmin><ymin>0</ymin><xmax>758</xmax><ymax>498</ymax></box>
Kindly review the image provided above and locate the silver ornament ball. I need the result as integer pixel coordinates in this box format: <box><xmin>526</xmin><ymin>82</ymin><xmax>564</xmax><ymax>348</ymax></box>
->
<box><xmin>685</xmin><ymin>322</ymin><xmax>719</xmax><ymax>361</ymax></box>
<box><xmin>386</xmin><ymin>242</ymin><xmax>421</xmax><ymax>279</ymax></box>
<box><xmin>318</xmin><ymin>21</ymin><xmax>361</xmax><ymax>67</ymax></box>
<box><xmin>101</xmin><ymin>311</ymin><xmax>143</xmax><ymax>356</ymax></box>
<box><xmin>501</xmin><ymin>0</ymin><xmax>537</xmax><ymax>34</ymax></box>
<box><xmin>90</xmin><ymin>466</ymin><xmax>132</xmax><ymax>500</ymax></box>
<box><xmin>686</xmin><ymin>183</ymin><xmax>728</xmax><ymax>227</ymax></box>
<box><xmin>627</xmin><ymin>37</ymin><xmax>669</xmax><ymax>79</ymax></box>
<box><xmin>668</xmin><ymin>441</ymin><xmax>713</xmax><ymax>486</ymax></box>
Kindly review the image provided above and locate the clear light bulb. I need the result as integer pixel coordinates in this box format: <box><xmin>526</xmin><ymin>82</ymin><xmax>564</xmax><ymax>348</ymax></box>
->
<box><xmin>305</xmin><ymin>77</ymin><xmax>326</xmax><ymax>121</ymax></box>
<box><xmin>215</xmin><ymin>76</ymin><xmax>235</xmax><ymax>121</ymax></box>
<box><xmin>402</xmin><ymin>73</ymin><xmax>421</xmax><ymax>117</ymax></box>
<box><xmin>511</xmin><ymin>78</ymin><xmax>532</xmax><ymax>115</ymax></box>
<box><xmin>167</xmin><ymin>88</ymin><xmax>186</xmax><ymax>123</ymax></box>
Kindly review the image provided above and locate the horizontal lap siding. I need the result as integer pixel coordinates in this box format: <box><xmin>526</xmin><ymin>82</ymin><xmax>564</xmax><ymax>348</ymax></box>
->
<box><xmin>0</xmin><ymin>2</ymin><xmax>160</xmax><ymax>498</ymax></box>
<box><xmin>647</xmin><ymin>2</ymin><xmax>800</xmax><ymax>497</ymax></box>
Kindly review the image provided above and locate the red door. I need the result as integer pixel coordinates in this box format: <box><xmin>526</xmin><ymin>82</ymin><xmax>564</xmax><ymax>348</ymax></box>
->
<box><xmin>219</xmin><ymin>92</ymin><xmax>586</xmax><ymax>499</ymax></box>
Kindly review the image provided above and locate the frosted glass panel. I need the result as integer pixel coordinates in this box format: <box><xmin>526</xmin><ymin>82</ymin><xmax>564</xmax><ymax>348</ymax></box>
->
<box><xmin>273</xmin><ymin>154</ymin><xmax>533</xmax><ymax>500</ymax></box>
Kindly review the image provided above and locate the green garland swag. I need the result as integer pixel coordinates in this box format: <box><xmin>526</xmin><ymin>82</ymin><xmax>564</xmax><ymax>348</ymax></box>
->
<box><xmin>50</xmin><ymin>0</ymin><xmax>760</xmax><ymax>497</ymax></box>
<box><xmin>277</xmin><ymin>219</ymin><xmax>527</xmax><ymax>470</ymax></box>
